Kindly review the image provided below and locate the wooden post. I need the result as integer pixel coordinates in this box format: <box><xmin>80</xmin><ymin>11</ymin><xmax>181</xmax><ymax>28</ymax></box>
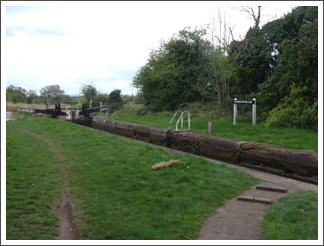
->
<box><xmin>71</xmin><ymin>110</ymin><xmax>75</xmax><ymax>123</ymax></box>
<box><xmin>100</xmin><ymin>102</ymin><xmax>102</xmax><ymax>107</ymax></box>
<box><xmin>208</xmin><ymin>121</ymin><xmax>215</xmax><ymax>134</ymax></box>
<box><xmin>252</xmin><ymin>98</ymin><xmax>256</xmax><ymax>126</ymax></box>
<box><xmin>90</xmin><ymin>99</ymin><xmax>92</xmax><ymax>109</ymax></box>
<box><xmin>106</xmin><ymin>110</ymin><xmax>110</xmax><ymax>118</ymax></box>
<box><xmin>233</xmin><ymin>98</ymin><xmax>237</xmax><ymax>125</ymax></box>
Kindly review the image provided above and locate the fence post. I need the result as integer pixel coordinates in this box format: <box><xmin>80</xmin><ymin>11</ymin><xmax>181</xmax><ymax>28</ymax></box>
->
<box><xmin>208</xmin><ymin>121</ymin><xmax>215</xmax><ymax>134</ymax></box>
<box><xmin>252</xmin><ymin>98</ymin><xmax>256</xmax><ymax>126</ymax></box>
<box><xmin>71</xmin><ymin>110</ymin><xmax>75</xmax><ymax>123</ymax></box>
<box><xmin>233</xmin><ymin>98</ymin><xmax>237</xmax><ymax>125</ymax></box>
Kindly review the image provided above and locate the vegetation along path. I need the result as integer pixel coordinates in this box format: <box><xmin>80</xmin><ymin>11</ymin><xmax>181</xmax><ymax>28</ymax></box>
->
<box><xmin>79</xmin><ymin>121</ymin><xmax>319</xmax><ymax>240</ymax></box>
<box><xmin>6</xmin><ymin>117</ymin><xmax>318</xmax><ymax>240</ymax></box>
<box><xmin>6</xmin><ymin>127</ymin><xmax>80</xmax><ymax>240</ymax></box>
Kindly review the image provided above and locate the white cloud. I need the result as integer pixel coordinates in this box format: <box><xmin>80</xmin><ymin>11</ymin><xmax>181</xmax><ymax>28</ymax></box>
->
<box><xmin>3</xmin><ymin>2</ymin><xmax>299</xmax><ymax>97</ymax></box>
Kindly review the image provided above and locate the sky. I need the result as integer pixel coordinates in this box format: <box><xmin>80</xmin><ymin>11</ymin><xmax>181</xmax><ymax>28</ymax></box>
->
<box><xmin>2</xmin><ymin>1</ymin><xmax>304</xmax><ymax>97</ymax></box>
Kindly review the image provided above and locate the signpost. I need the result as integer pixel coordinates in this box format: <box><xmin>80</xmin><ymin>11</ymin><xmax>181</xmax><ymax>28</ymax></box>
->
<box><xmin>233</xmin><ymin>98</ymin><xmax>256</xmax><ymax>126</ymax></box>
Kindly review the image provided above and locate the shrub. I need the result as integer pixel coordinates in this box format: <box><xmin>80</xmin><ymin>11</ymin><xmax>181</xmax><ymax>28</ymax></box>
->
<box><xmin>263</xmin><ymin>84</ymin><xmax>318</xmax><ymax>129</ymax></box>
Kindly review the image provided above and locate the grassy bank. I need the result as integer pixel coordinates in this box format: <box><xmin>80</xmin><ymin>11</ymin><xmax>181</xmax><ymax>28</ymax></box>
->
<box><xmin>6</xmin><ymin>117</ymin><xmax>262</xmax><ymax>240</ymax></box>
<box><xmin>261</xmin><ymin>190</ymin><xmax>318</xmax><ymax>240</ymax></box>
<box><xmin>6</xmin><ymin>117</ymin><xmax>319</xmax><ymax>240</ymax></box>
<box><xmin>98</xmin><ymin>111</ymin><xmax>318</xmax><ymax>151</ymax></box>
<box><xmin>6</xmin><ymin>128</ymin><xmax>62</xmax><ymax>239</ymax></box>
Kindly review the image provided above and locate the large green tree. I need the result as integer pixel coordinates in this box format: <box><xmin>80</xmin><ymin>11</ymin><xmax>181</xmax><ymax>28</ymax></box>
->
<box><xmin>259</xmin><ymin>6</ymin><xmax>318</xmax><ymax>128</ymax></box>
<box><xmin>107</xmin><ymin>89</ymin><xmax>123</xmax><ymax>112</ymax></box>
<box><xmin>40</xmin><ymin>84</ymin><xmax>64</xmax><ymax>102</ymax></box>
<box><xmin>80</xmin><ymin>82</ymin><xmax>98</xmax><ymax>103</ymax></box>
<box><xmin>226</xmin><ymin>6</ymin><xmax>318</xmax><ymax>129</ymax></box>
<box><xmin>6</xmin><ymin>85</ymin><xmax>28</xmax><ymax>103</ymax></box>
<box><xmin>132</xmin><ymin>27</ymin><xmax>211</xmax><ymax>111</ymax></box>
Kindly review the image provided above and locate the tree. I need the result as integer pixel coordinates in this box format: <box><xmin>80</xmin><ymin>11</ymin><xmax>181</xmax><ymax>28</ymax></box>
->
<box><xmin>39</xmin><ymin>84</ymin><xmax>64</xmax><ymax>102</ymax></box>
<box><xmin>258</xmin><ymin>6</ymin><xmax>318</xmax><ymax>128</ymax></box>
<box><xmin>80</xmin><ymin>82</ymin><xmax>97</xmax><ymax>103</ymax></box>
<box><xmin>227</xmin><ymin>6</ymin><xmax>293</xmax><ymax>100</ymax></box>
<box><xmin>239</xmin><ymin>6</ymin><xmax>262</xmax><ymax>28</ymax></box>
<box><xmin>6</xmin><ymin>85</ymin><xmax>28</xmax><ymax>103</ymax></box>
<box><xmin>26</xmin><ymin>90</ymin><xmax>38</xmax><ymax>103</ymax></box>
<box><xmin>195</xmin><ymin>7</ymin><xmax>237</xmax><ymax>115</ymax></box>
<box><xmin>93</xmin><ymin>91</ymin><xmax>109</xmax><ymax>107</ymax></box>
<box><xmin>107</xmin><ymin>89</ymin><xmax>123</xmax><ymax>112</ymax></box>
<box><xmin>132</xmin><ymin>27</ymin><xmax>211</xmax><ymax>111</ymax></box>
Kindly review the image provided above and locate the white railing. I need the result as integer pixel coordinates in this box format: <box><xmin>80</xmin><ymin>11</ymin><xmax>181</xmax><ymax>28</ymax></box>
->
<box><xmin>169</xmin><ymin>110</ymin><xmax>190</xmax><ymax>131</ymax></box>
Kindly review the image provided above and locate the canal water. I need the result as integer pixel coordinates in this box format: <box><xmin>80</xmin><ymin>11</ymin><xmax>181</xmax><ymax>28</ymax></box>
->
<box><xmin>6</xmin><ymin>112</ymin><xmax>23</xmax><ymax>121</ymax></box>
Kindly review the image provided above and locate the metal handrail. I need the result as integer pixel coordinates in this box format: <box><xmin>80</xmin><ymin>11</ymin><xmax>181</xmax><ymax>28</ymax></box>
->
<box><xmin>169</xmin><ymin>110</ymin><xmax>183</xmax><ymax>129</ymax></box>
<box><xmin>169</xmin><ymin>110</ymin><xmax>190</xmax><ymax>131</ymax></box>
<box><xmin>60</xmin><ymin>104</ymin><xmax>70</xmax><ymax>110</ymax></box>
<box><xmin>176</xmin><ymin>110</ymin><xmax>190</xmax><ymax>131</ymax></box>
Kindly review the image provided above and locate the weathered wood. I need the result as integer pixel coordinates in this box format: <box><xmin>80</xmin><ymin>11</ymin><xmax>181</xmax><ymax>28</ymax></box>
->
<box><xmin>89</xmin><ymin>116</ymin><xmax>318</xmax><ymax>179</ymax></box>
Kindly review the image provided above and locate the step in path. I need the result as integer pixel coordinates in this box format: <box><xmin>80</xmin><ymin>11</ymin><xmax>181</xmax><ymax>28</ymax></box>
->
<box><xmin>198</xmin><ymin>160</ymin><xmax>318</xmax><ymax>240</ymax></box>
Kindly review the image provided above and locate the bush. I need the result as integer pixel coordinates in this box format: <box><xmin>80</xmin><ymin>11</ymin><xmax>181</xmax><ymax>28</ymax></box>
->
<box><xmin>179</xmin><ymin>102</ymin><xmax>228</xmax><ymax>119</ymax></box>
<box><xmin>263</xmin><ymin>84</ymin><xmax>318</xmax><ymax>129</ymax></box>
<box><xmin>134</xmin><ymin>95</ymin><xmax>143</xmax><ymax>104</ymax></box>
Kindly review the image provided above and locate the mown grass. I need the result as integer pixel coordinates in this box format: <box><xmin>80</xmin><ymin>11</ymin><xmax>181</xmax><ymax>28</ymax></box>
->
<box><xmin>6</xmin><ymin>128</ymin><xmax>62</xmax><ymax>240</ymax></box>
<box><xmin>6</xmin><ymin>117</ymin><xmax>262</xmax><ymax>240</ymax></box>
<box><xmin>261</xmin><ymin>190</ymin><xmax>318</xmax><ymax>240</ymax></box>
<box><xmin>99</xmin><ymin>112</ymin><xmax>318</xmax><ymax>151</ymax></box>
<box><xmin>124</xmin><ymin>103</ymin><xmax>144</xmax><ymax>109</ymax></box>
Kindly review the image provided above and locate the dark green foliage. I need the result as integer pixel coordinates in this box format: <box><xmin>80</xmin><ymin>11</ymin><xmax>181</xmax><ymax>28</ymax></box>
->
<box><xmin>107</xmin><ymin>89</ymin><xmax>124</xmax><ymax>112</ymax></box>
<box><xmin>131</xmin><ymin>7</ymin><xmax>318</xmax><ymax>129</ymax></box>
<box><xmin>228</xmin><ymin>26</ymin><xmax>273</xmax><ymax>97</ymax></box>
<box><xmin>93</xmin><ymin>92</ymin><xmax>109</xmax><ymax>107</ymax></box>
<box><xmin>225</xmin><ymin>6</ymin><xmax>318</xmax><ymax>128</ymax></box>
<box><xmin>257</xmin><ymin>7</ymin><xmax>318</xmax><ymax>128</ymax></box>
<box><xmin>263</xmin><ymin>84</ymin><xmax>318</xmax><ymax>129</ymax></box>
<box><xmin>132</xmin><ymin>27</ymin><xmax>211</xmax><ymax>111</ymax></box>
<box><xmin>6</xmin><ymin>85</ymin><xmax>38</xmax><ymax>103</ymax></box>
<box><xmin>81</xmin><ymin>82</ymin><xmax>98</xmax><ymax>102</ymax></box>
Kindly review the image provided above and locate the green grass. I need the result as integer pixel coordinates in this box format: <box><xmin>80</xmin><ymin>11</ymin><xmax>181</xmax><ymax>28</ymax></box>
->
<box><xmin>6</xmin><ymin>117</ymin><xmax>262</xmax><ymax>240</ymax></box>
<box><xmin>6</xmin><ymin>128</ymin><xmax>62</xmax><ymax>240</ymax></box>
<box><xmin>261</xmin><ymin>190</ymin><xmax>318</xmax><ymax>240</ymax></box>
<box><xmin>124</xmin><ymin>103</ymin><xmax>144</xmax><ymax>109</ymax></box>
<box><xmin>102</xmin><ymin>113</ymin><xmax>318</xmax><ymax>151</ymax></box>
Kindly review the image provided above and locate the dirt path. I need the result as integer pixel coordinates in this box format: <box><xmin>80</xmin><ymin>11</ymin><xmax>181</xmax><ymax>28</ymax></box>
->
<box><xmin>9</xmin><ymin>128</ymin><xmax>80</xmax><ymax>240</ymax></box>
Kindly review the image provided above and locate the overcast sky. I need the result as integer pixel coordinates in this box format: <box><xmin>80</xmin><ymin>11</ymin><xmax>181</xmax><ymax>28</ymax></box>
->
<box><xmin>2</xmin><ymin>1</ymin><xmax>303</xmax><ymax>98</ymax></box>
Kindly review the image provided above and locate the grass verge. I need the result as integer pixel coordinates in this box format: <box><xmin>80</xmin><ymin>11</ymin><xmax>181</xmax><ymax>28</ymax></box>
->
<box><xmin>6</xmin><ymin>128</ymin><xmax>62</xmax><ymax>239</ymax></box>
<box><xmin>6</xmin><ymin>117</ymin><xmax>262</xmax><ymax>240</ymax></box>
<box><xmin>98</xmin><ymin>112</ymin><xmax>318</xmax><ymax>151</ymax></box>
<box><xmin>261</xmin><ymin>190</ymin><xmax>318</xmax><ymax>240</ymax></box>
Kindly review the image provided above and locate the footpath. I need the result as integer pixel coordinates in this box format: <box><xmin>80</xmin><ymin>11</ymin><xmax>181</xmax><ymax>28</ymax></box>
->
<box><xmin>198</xmin><ymin>158</ymin><xmax>318</xmax><ymax>240</ymax></box>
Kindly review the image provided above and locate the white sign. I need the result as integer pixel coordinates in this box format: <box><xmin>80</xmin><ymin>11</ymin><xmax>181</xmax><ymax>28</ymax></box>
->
<box><xmin>233</xmin><ymin>98</ymin><xmax>256</xmax><ymax>126</ymax></box>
